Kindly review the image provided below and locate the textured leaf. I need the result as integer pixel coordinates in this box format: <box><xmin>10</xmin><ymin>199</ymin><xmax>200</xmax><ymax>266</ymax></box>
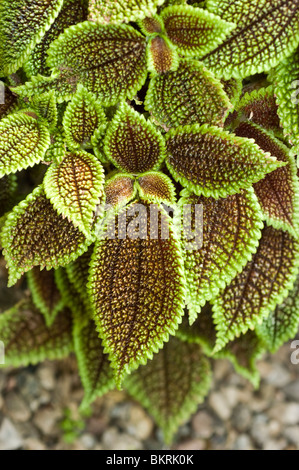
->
<box><xmin>0</xmin><ymin>298</ymin><xmax>73</xmax><ymax>367</ymax></box>
<box><xmin>44</xmin><ymin>129</ymin><xmax>66</xmax><ymax>164</ymax></box>
<box><xmin>44</xmin><ymin>151</ymin><xmax>105</xmax><ymax>238</ymax></box>
<box><xmin>63</xmin><ymin>85</ymin><xmax>107</xmax><ymax>149</ymax></box>
<box><xmin>221</xmin><ymin>78</ymin><xmax>242</xmax><ymax>109</ymax></box>
<box><xmin>66</xmin><ymin>245</ymin><xmax>94</xmax><ymax>304</ymax></box>
<box><xmin>73</xmin><ymin>315</ymin><xmax>115</xmax><ymax>409</ymax></box>
<box><xmin>88</xmin><ymin>0</ymin><xmax>164</xmax><ymax>24</ymax></box>
<box><xmin>0</xmin><ymin>112</ymin><xmax>51</xmax><ymax>178</ymax></box>
<box><xmin>54</xmin><ymin>267</ymin><xmax>88</xmax><ymax>317</ymax></box>
<box><xmin>180</xmin><ymin>188</ymin><xmax>263</xmax><ymax>321</ymax></box>
<box><xmin>46</xmin><ymin>22</ymin><xmax>148</xmax><ymax>105</ymax></box>
<box><xmin>212</xmin><ymin>226</ymin><xmax>299</xmax><ymax>352</ymax></box>
<box><xmin>1</xmin><ymin>186</ymin><xmax>90</xmax><ymax>286</ymax></box>
<box><xmin>0</xmin><ymin>175</ymin><xmax>17</xmax><ymax>217</ymax></box>
<box><xmin>104</xmin><ymin>174</ymin><xmax>137</xmax><ymax>211</ymax></box>
<box><xmin>256</xmin><ymin>273</ymin><xmax>299</xmax><ymax>353</ymax></box>
<box><xmin>0</xmin><ymin>85</ymin><xmax>19</xmax><ymax>120</ymax></box>
<box><xmin>25</xmin><ymin>0</ymin><xmax>89</xmax><ymax>77</ymax></box>
<box><xmin>88</xmin><ymin>201</ymin><xmax>186</xmax><ymax>386</ymax></box>
<box><xmin>165</xmin><ymin>124</ymin><xmax>284</xmax><ymax>198</ymax></box>
<box><xmin>146</xmin><ymin>35</ymin><xmax>179</xmax><ymax>75</ymax></box>
<box><xmin>104</xmin><ymin>103</ymin><xmax>166</xmax><ymax>173</ymax></box>
<box><xmin>0</xmin><ymin>0</ymin><xmax>64</xmax><ymax>76</ymax></box>
<box><xmin>160</xmin><ymin>5</ymin><xmax>235</xmax><ymax>58</ymax></box>
<box><xmin>204</xmin><ymin>0</ymin><xmax>299</xmax><ymax>79</ymax></box>
<box><xmin>136</xmin><ymin>172</ymin><xmax>176</xmax><ymax>204</ymax></box>
<box><xmin>138</xmin><ymin>15</ymin><xmax>165</xmax><ymax>35</ymax></box>
<box><xmin>30</xmin><ymin>91</ymin><xmax>58</xmax><ymax>129</ymax></box>
<box><xmin>125</xmin><ymin>336</ymin><xmax>211</xmax><ymax>444</ymax></box>
<box><xmin>27</xmin><ymin>267</ymin><xmax>64</xmax><ymax>327</ymax></box>
<box><xmin>145</xmin><ymin>59</ymin><xmax>232</xmax><ymax>129</ymax></box>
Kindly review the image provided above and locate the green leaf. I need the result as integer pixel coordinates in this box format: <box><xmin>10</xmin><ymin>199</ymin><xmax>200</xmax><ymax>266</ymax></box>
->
<box><xmin>180</xmin><ymin>188</ymin><xmax>263</xmax><ymax>322</ymax></box>
<box><xmin>136</xmin><ymin>171</ymin><xmax>176</xmax><ymax>205</ymax></box>
<box><xmin>54</xmin><ymin>267</ymin><xmax>88</xmax><ymax>317</ymax></box>
<box><xmin>0</xmin><ymin>175</ymin><xmax>17</xmax><ymax>217</ymax></box>
<box><xmin>0</xmin><ymin>85</ymin><xmax>19</xmax><ymax>120</ymax></box>
<box><xmin>165</xmin><ymin>124</ymin><xmax>285</xmax><ymax>198</ymax></box>
<box><xmin>204</xmin><ymin>0</ymin><xmax>299</xmax><ymax>79</ymax></box>
<box><xmin>65</xmin><ymin>245</ymin><xmax>94</xmax><ymax>305</ymax></box>
<box><xmin>145</xmin><ymin>59</ymin><xmax>232</xmax><ymax>129</ymax></box>
<box><xmin>0</xmin><ymin>112</ymin><xmax>51</xmax><ymax>178</ymax></box>
<box><xmin>0</xmin><ymin>0</ymin><xmax>64</xmax><ymax>76</ymax></box>
<box><xmin>221</xmin><ymin>78</ymin><xmax>242</xmax><ymax>110</ymax></box>
<box><xmin>46</xmin><ymin>22</ymin><xmax>148</xmax><ymax>105</ymax></box>
<box><xmin>212</xmin><ymin>226</ymin><xmax>299</xmax><ymax>352</ymax></box>
<box><xmin>104</xmin><ymin>102</ymin><xmax>166</xmax><ymax>173</ymax></box>
<box><xmin>125</xmin><ymin>336</ymin><xmax>211</xmax><ymax>444</ymax></box>
<box><xmin>104</xmin><ymin>173</ymin><xmax>137</xmax><ymax>211</ymax></box>
<box><xmin>43</xmin><ymin>150</ymin><xmax>105</xmax><ymax>238</ymax></box>
<box><xmin>73</xmin><ymin>314</ymin><xmax>115</xmax><ymax>409</ymax></box>
<box><xmin>235</xmin><ymin>121</ymin><xmax>299</xmax><ymax>236</ymax></box>
<box><xmin>0</xmin><ymin>298</ymin><xmax>73</xmax><ymax>367</ymax></box>
<box><xmin>62</xmin><ymin>85</ymin><xmax>107</xmax><ymax>150</ymax></box>
<box><xmin>88</xmin><ymin>201</ymin><xmax>186</xmax><ymax>386</ymax></box>
<box><xmin>1</xmin><ymin>186</ymin><xmax>90</xmax><ymax>286</ymax></box>
<box><xmin>88</xmin><ymin>0</ymin><xmax>165</xmax><ymax>24</ymax></box>
<box><xmin>27</xmin><ymin>267</ymin><xmax>64</xmax><ymax>327</ymax></box>
<box><xmin>44</xmin><ymin>128</ymin><xmax>66</xmax><ymax>164</ymax></box>
<box><xmin>256</xmin><ymin>273</ymin><xmax>299</xmax><ymax>353</ymax></box>
<box><xmin>30</xmin><ymin>91</ymin><xmax>58</xmax><ymax>129</ymax></box>
<box><xmin>160</xmin><ymin>5</ymin><xmax>235</xmax><ymax>58</ymax></box>
<box><xmin>146</xmin><ymin>35</ymin><xmax>179</xmax><ymax>75</ymax></box>
<box><xmin>24</xmin><ymin>0</ymin><xmax>89</xmax><ymax>77</ymax></box>
<box><xmin>138</xmin><ymin>15</ymin><xmax>165</xmax><ymax>35</ymax></box>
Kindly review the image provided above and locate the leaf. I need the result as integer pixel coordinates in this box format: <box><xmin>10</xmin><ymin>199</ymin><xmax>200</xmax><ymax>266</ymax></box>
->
<box><xmin>235</xmin><ymin>121</ymin><xmax>299</xmax><ymax>236</ymax></box>
<box><xmin>145</xmin><ymin>59</ymin><xmax>232</xmax><ymax>129</ymax></box>
<box><xmin>43</xmin><ymin>151</ymin><xmax>105</xmax><ymax>238</ymax></box>
<box><xmin>256</xmin><ymin>273</ymin><xmax>299</xmax><ymax>353</ymax></box>
<box><xmin>62</xmin><ymin>85</ymin><xmax>107</xmax><ymax>150</ymax></box>
<box><xmin>27</xmin><ymin>267</ymin><xmax>65</xmax><ymax>327</ymax></box>
<box><xmin>146</xmin><ymin>35</ymin><xmax>179</xmax><ymax>75</ymax></box>
<box><xmin>24</xmin><ymin>0</ymin><xmax>89</xmax><ymax>77</ymax></box>
<box><xmin>0</xmin><ymin>175</ymin><xmax>17</xmax><ymax>217</ymax></box>
<box><xmin>1</xmin><ymin>186</ymin><xmax>90</xmax><ymax>286</ymax></box>
<box><xmin>136</xmin><ymin>171</ymin><xmax>176</xmax><ymax>204</ymax></box>
<box><xmin>73</xmin><ymin>315</ymin><xmax>115</xmax><ymax>409</ymax></box>
<box><xmin>0</xmin><ymin>298</ymin><xmax>73</xmax><ymax>367</ymax></box>
<box><xmin>0</xmin><ymin>0</ymin><xmax>64</xmax><ymax>76</ymax></box>
<box><xmin>180</xmin><ymin>188</ymin><xmax>263</xmax><ymax>321</ymax></box>
<box><xmin>0</xmin><ymin>112</ymin><xmax>51</xmax><ymax>178</ymax></box>
<box><xmin>125</xmin><ymin>336</ymin><xmax>211</xmax><ymax>444</ymax></box>
<box><xmin>138</xmin><ymin>15</ymin><xmax>165</xmax><ymax>35</ymax></box>
<box><xmin>88</xmin><ymin>0</ymin><xmax>165</xmax><ymax>24</ymax></box>
<box><xmin>65</xmin><ymin>245</ymin><xmax>94</xmax><ymax>304</ymax></box>
<box><xmin>30</xmin><ymin>91</ymin><xmax>58</xmax><ymax>129</ymax></box>
<box><xmin>165</xmin><ymin>124</ymin><xmax>284</xmax><ymax>198</ymax></box>
<box><xmin>44</xmin><ymin>128</ymin><xmax>66</xmax><ymax>163</ymax></box>
<box><xmin>0</xmin><ymin>85</ymin><xmax>19</xmax><ymax>120</ymax></box>
<box><xmin>204</xmin><ymin>0</ymin><xmax>299</xmax><ymax>79</ymax></box>
<box><xmin>221</xmin><ymin>78</ymin><xmax>242</xmax><ymax>109</ymax></box>
<box><xmin>104</xmin><ymin>102</ymin><xmax>166</xmax><ymax>173</ymax></box>
<box><xmin>212</xmin><ymin>226</ymin><xmax>299</xmax><ymax>352</ymax></box>
<box><xmin>88</xmin><ymin>201</ymin><xmax>186</xmax><ymax>386</ymax></box>
<box><xmin>46</xmin><ymin>22</ymin><xmax>148</xmax><ymax>105</ymax></box>
<box><xmin>54</xmin><ymin>267</ymin><xmax>88</xmax><ymax>317</ymax></box>
<box><xmin>104</xmin><ymin>173</ymin><xmax>137</xmax><ymax>211</ymax></box>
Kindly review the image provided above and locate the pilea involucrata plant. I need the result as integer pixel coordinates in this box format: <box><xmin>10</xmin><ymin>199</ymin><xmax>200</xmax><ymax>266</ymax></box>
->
<box><xmin>0</xmin><ymin>0</ymin><xmax>299</xmax><ymax>444</ymax></box>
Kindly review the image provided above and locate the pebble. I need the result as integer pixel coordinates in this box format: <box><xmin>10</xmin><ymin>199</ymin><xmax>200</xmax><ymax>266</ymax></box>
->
<box><xmin>0</xmin><ymin>418</ymin><xmax>23</xmax><ymax>450</ymax></box>
<box><xmin>284</xmin><ymin>380</ymin><xmax>299</xmax><ymax>401</ymax></box>
<box><xmin>126</xmin><ymin>405</ymin><xmax>154</xmax><ymax>441</ymax></box>
<box><xmin>101</xmin><ymin>427</ymin><xmax>143</xmax><ymax>450</ymax></box>
<box><xmin>232</xmin><ymin>434</ymin><xmax>254</xmax><ymax>450</ymax></box>
<box><xmin>231</xmin><ymin>405</ymin><xmax>252</xmax><ymax>432</ymax></box>
<box><xmin>33</xmin><ymin>407</ymin><xmax>61</xmax><ymax>435</ymax></box>
<box><xmin>4</xmin><ymin>392</ymin><xmax>31</xmax><ymax>423</ymax></box>
<box><xmin>268</xmin><ymin>403</ymin><xmax>299</xmax><ymax>425</ymax></box>
<box><xmin>283</xmin><ymin>426</ymin><xmax>299</xmax><ymax>446</ymax></box>
<box><xmin>208</xmin><ymin>391</ymin><xmax>232</xmax><ymax>420</ymax></box>
<box><xmin>192</xmin><ymin>411</ymin><xmax>214</xmax><ymax>439</ymax></box>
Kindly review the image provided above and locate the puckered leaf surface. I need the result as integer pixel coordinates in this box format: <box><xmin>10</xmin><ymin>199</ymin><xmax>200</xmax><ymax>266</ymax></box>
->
<box><xmin>125</xmin><ymin>336</ymin><xmax>211</xmax><ymax>444</ymax></box>
<box><xmin>104</xmin><ymin>174</ymin><xmax>137</xmax><ymax>211</ymax></box>
<box><xmin>0</xmin><ymin>112</ymin><xmax>51</xmax><ymax>178</ymax></box>
<box><xmin>88</xmin><ymin>0</ymin><xmax>165</xmax><ymax>24</ymax></box>
<box><xmin>212</xmin><ymin>226</ymin><xmax>299</xmax><ymax>351</ymax></box>
<box><xmin>0</xmin><ymin>0</ymin><xmax>64</xmax><ymax>75</ymax></box>
<box><xmin>146</xmin><ymin>35</ymin><xmax>179</xmax><ymax>75</ymax></box>
<box><xmin>145</xmin><ymin>60</ymin><xmax>232</xmax><ymax>129</ymax></box>
<box><xmin>31</xmin><ymin>91</ymin><xmax>58</xmax><ymax>129</ymax></box>
<box><xmin>88</xmin><ymin>201</ymin><xmax>186</xmax><ymax>386</ymax></box>
<box><xmin>0</xmin><ymin>85</ymin><xmax>19</xmax><ymax>120</ymax></box>
<box><xmin>1</xmin><ymin>186</ymin><xmax>90</xmax><ymax>286</ymax></box>
<box><xmin>66</xmin><ymin>245</ymin><xmax>94</xmax><ymax>304</ymax></box>
<box><xmin>165</xmin><ymin>124</ymin><xmax>284</xmax><ymax>198</ymax></box>
<box><xmin>46</xmin><ymin>22</ymin><xmax>147</xmax><ymax>105</ymax></box>
<box><xmin>104</xmin><ymin>103</ymin><xmax>166</xmax><ymax>173</ymax></box>
<box><xmin>204</xmin><ymin>0</ymin><xmax>299</xmax><ymax>79</ymax></box>
<box><xmin>44</xmin><ymin>151</ymin><xmax>105</xmax><ymax>238</ymax></box>
<box><xmin>0</xmin><ymin>298</ymin><xmax>73</xmax><ymax>367</ymax></box>
<box><xmin>136</xmin><ymin>172</ymin><xmax>176</xmax><ymax>205</ymax></box>
<box><xmin>0</xmin><ymin>175</ymin><xmax>17</xmax><ymax>217</ymax></box>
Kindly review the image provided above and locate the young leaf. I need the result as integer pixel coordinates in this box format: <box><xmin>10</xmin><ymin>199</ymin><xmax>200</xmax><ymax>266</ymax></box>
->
<box><xmin>0</xmin><ymin>175</ymin><xmax>17</xmax><ymax>217</ymax></box>
<box><xmin>30</xmin><ymin>91</ymin><xmax>58</xmax><ymax>129</ymax></box>
<box><xmin>256</xmin><ymin>273</ymin><xmax>299</xmax><ymax>353</ymax></box>
<box><xmin>88</xmin><ymin>201</ymin><xmax>186</xmax><ymax>386</ymax></box>
<box><xmin>27</xmin><ymin>267</ymin><xmax>65</xmax><ymax>327</ymax></box>
<box><xmin>235</xmin><ymin>121</ymin><xmax>299</xmax><ymax>236</ymax></box>
<box><xmin>62</xmin><ymin>85</ymin><xmax>107</xmax><ymax>149</ymax></box>
<box><xmin>136</xmin><ymin>171</ymin><xmax>176</xmax><ymax>205</ymax></box>
<box><xmin>165</xmin><ymin>124</ymin><xmax>284</xmax><ymax>198</ymax></box>
<box><xmin>46</xmin><ymin>22</ymin><xmax>148</xmax><ymax>105</ymax></box>
<box><xmin>180</xmin><ymin>188</ymin><xmax>263</xmax><ymax>321</ymax></box>
<box><xmin>138</xmin><ymin>15</ymin><xmax>165</xmax><ymax>35</ymax></box>
<box><xmin>1</xmin><ymin>186</ymin><xmax>90</xmax><ymax>286</ymax></box>
<box><xmin>104</xmin><ymin>174</ymin><xmax>137</xmax><ymax>211</ymax></box>
<box><xmin>212</xmin><ymin>226</ymin><xmax>299</xmax><ymax>352</ymax></box>
<box><xmin>125</xmin><ymin>336</ymin><xmax>211</xmax><ymax>444</ymax></box>
<box><xmin>146</xmin><ymin>35</ymin><xmax>179</xmax><ymax>75</ymax></box>
<box><xmin>88</xmin><ymin>0</ymin><xmax>165</xmax><ymax>25</ymax></box>
<box><xmin>204</xmin><ymin>0</ymin><xmax>299</xmax><ymax>79</ymax></box>
<box><xmin>24</xmin><ymin>0</ymin><xmax>89</xmax><ymax>77</ymax></box>
<box><xmin>145</xmin><ymin>59</ymin><xmax>232</xmax><ymax>129</ymax></box>
<box><xmin>0</xmin><ymin>298</ymin><xmax>73</xmax><ymax>367</ymax></box>
<box><xmin>0</xmin><ymin>112</ymin><xmax>51</xmax><ymax>178</ymax></box>
<box><xmin>0</xmin><ymin>0</ymin><xmax>64</xmax><ymax>75</ymax></box>
<box><xmin>104</xmin><ymin>102</ymin><xmax>166</xmax><ymax>173</ymax></box>
<box><xmin>43</xmin><ymin>151</ymin><xmax>105</xmax><ymax>238</ymax></box>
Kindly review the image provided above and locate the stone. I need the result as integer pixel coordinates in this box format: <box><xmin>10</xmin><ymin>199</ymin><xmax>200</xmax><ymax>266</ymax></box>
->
<box><xmin>23</xmin><ymin>438</ymin><xmax>46</xmax><ymax>450</ymax></box>
<box><xmin>126</xmin><ymin>405</ymin><xmax>154</xmax><ymax>440</ymax></box>
<box><xmin>0</xmin><ymin>418</ymin><xmax>23</xmax><ymax>450</ymax></box>
<box><xmin>208</xmin><ymin>391</ymin><xmax>231</xmax><ymax>421</ymax></box>
<box><xmin>101</xmin><ymin>427</ymin><xmax>143</xmax><ymax>450</ymax></box>
<box><xmin>263</xmin><ymin>439</ymin><xmax>287</xmax><ymax>450</ymax></box>
<box><xmin>33</xmin><ymin>407</ymin><xmax>61</xmax><ymax>435</ymax></box>
<box><xmin>79</xmin><ymin>433</ymin><xmax>97</xmax><ymax>449</ymax></box>
<box><xmin>4</xmin><ymin>392</ymin><xmax>31</xmax><ymax>422</ymax></box>
<box><xmin>191</xmin><ymin>411</ymin><xmax>214</xmax><ymax>439</ymax></box>
<box><xmin>250</xmin><ymin>414</ymin><xmax>269</xmax><ymax>447</ymax></box>
<box><xmin>232</xmin><ymin>434</ymin><xmax>254</xmax><ymax>450</ymax></box>
<box><xmin>284</xmin><ymin>380</ymin><xmax>299</xmax><ymax>401</ymax></box>
<box><xmin>175</xmin><ymin>438</ymin><xmax>206</xmax><ymax>450</ymax></box>
<box><xmin>232</xmin><ymin>404</ymin><xmax>252</xmax><ymax>432</ymax></box>
<box><xmin>37</xmin><ymin>364</ymin><xmax>56</xmax><ymax>391</ymax></box>
<box><xmin>262</xmin><ymin>363</ymin><xmax>291</xmax><ymax>387</ymax></box>
<box><xmin>268</xmin><ymin>403</ymin><xmax>299</xmax><ymax>425</ymax></box>
<box><xmin>283</xmin><ymin>426</ymin><xmax>299</xmax><ymax>446</ymax></box>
